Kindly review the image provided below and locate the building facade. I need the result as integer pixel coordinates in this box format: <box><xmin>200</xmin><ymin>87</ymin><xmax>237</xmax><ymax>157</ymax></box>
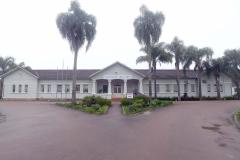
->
<box><xmin>0</xmin><ymin>62</ymin><xmax>233</xmax><ymax>100</ymax></box>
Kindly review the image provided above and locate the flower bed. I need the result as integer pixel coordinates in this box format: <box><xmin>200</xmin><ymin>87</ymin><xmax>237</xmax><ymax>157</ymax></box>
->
<box><xmin>58</xmin><ymin>96</ymin><xmax>111</xmax><ymax>115</ymax></box>
<box><xmin>121</xmin><ymin>96</ymin><xmax>173</xmax><ymax>115</ymax></box>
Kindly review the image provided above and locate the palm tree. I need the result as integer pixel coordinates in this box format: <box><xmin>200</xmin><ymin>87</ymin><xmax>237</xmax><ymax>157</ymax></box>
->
<box><xmin>203</xmin><ymin>58</ymin><xmax>224</xmax><ymax>99</ymax></box>
<box><xmin>168</xmin><ymin>37</ymin><xmax>186</xmax><ymax>101</ymax></box>
<box><xmin>134</xmin><ymin>5</ymin><xmax>165</xmax><ymax>99</ymax></box>
<box><xmin>0</xmin><ymin>56</ymin><xmax>15</xmax><ymax>99</ymax></box>
<box><xmin>0</xmin><ymin>56</ymin><xmax>15</xmax><ymax>73</ymax></box>
<box><xmin>152</xmin><ymin>43</ymin><xmax>173</xmax><ymax>98</ymax></box>
<box><xmin>184</xmin><ymin>45</ymin><xmax>213</xmax><ymax>99</ymax></box>
<box><xmin>222</xmin><ymin>49</ymin><xmax>240</xmax><ymax>99</ymax></box>
<box><xmin>56</xmin><ymin>0</ymin><xmax>96</xmax><ymax>104</ymax></box>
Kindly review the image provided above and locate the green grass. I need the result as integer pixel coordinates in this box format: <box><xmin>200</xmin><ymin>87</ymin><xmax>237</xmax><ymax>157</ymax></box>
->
<box><xmin>57</xmin><ymin>103</ymin><xmax>109</xmax><ymax>115</ymax></box>
<box><xmin>121</xmin><ymin>99</ymin><xmax>173</xmax><ymax>116</ymax></box>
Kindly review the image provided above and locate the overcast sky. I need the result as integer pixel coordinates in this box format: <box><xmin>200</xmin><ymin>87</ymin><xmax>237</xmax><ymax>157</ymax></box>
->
<box><xmin>0</xmin><ymin>0</ymin><xmax>239</xmax><ymax>70</ymax></box>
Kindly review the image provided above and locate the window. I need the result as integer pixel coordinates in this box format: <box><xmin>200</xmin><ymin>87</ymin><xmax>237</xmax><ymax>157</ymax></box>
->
<box><xmin>174</xmin><ymin>84</ymin><xmax>178</xmax><ymax>92</ymax></box>
<box><xmin>83</xmin><ymin>84</ymin><xmax>88</xmax><ymax>93</ymax></box>
<box><xmin>65</xmin><ymin>84</ymin><xmax>70</xmax><ymax>93</ymax></box>
<box><xmin>57</xmin><ymin>85</ymin><xmax>62</xmax><ymax>93</ymax></box>
<box><xmin>165</xmin><ymin>84</ymin><xmax>170</xmax><ymax>92</ymax></box>
<box><xmin>184</xmin><ymin>80</ymin><xmax>188</xmax><ymax>93</ymax></box>
<box><xmin>12</xmin><ymin>85</ymin><xmax>16</xmax><ymax>93</ymax></box>
<box><xmin>47</xmin><ymin>85</ymin><xmax>51</xmax><ymax>93</ymax></box>
<box><xmin>24</xmin><ymin>85</ymin><xmax>28</xmax><ymax>93</ymax></box>
<box><xmin>41</xmin><ymin>84</ymin><xmax>44</xmax><ymax>93</ymax></box>
<box><xmin>207</xmin><ymin>84</ymin><xmax>211</xmax><ymax>92</ymax></box>
<box><xmin>76</xmin><ymin>84</ymin><xmax>80</xmax><ymax>92</ymax></box>
<box><xmin>156</xmin><ymin>84</ymin><xmax>160</xmax><ymax>93</ymax></box>
<box><xmin>214</xmin><ymin>84</ymin><xmax>223</xmax><ymax>92</ymax></box>
<box><xmin>103</xmin><ymin>84</ymin><xmax>108</xmax><ymax>93</ymax></box>
<box><xmin>18</xmin><ymin>85</ymin><xmax>22</xmax><ymax>93</ymax></box>
<box><xmin>191</xmin><ymin>84</ymin><xmax>195</xmax><ymax>92</ymax></box>
<box><xmin>184</xmin><ymin>84</ymin><xmax>188</xmax><ymax>93</ymax></box>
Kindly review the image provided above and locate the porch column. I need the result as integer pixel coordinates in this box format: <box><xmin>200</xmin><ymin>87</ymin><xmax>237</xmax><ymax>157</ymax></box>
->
<box><xmin>108</xmin><ymin>79</ymin><xmax>112</xmax><ymax>94</ymax></box>
<box><xmin>124</xmin><ymin>79</ymin><xmax>127</xmax><ymax>94</ymax></box>
<box><xmin>139</xmin><ymin>78</ymin><xmax>143</xmax><ymax>93</ymax></box>
<box><xmin>92</xmin><ymin>79</ymin><xmax>96</xmax><ymax>95</ymax></box>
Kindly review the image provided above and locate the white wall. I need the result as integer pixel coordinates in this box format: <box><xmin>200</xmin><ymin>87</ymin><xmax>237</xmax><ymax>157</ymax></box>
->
<box><xmin>201</xmin><ymin>73</ymin><xmax>232</xmax><ymax>97</ymax></box>
<box><xmin>3</xmin><ymin>69</ymin><xmax>38</xmax><ymax>99</ymax></box>
<box><xmin>38</xmin><ymin>80</ymin><xmax>93</xmax><ymax>99</ymax></box>
<box><xmin>142</xmin><ymin>79</ymin><xmax>198</xmax><ymax>98</ymax></box>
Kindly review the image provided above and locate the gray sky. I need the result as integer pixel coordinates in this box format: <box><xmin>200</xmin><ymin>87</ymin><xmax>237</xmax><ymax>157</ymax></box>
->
<box><xmin>0</xmin><ymin>0</ymin><xmax>239</xmax><ymax>70</ymax></box>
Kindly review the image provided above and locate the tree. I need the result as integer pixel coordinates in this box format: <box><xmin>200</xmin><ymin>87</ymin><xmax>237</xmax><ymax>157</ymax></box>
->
<box><xmin>203</xmin><ymin>58</ymin><xmax>224</xmax><ymax>99</ymax></box>
<box><xmin>222</xmin><ymin>49</ymin><xmax>240</xmax><ymax>99</ymax></box>
<box><xmin>168</xmin><ymin>37</ymin><xmax>186</xmax><ymax>101</ymax></box>
<box><xmin>134</xmin><ymin>5</ymin><xmax>165</xmax><ymax>99</ymax></box>
<box><xmin>184</xmin><ymin>45</ymin><xmax>213</xmax><ymax>99</ymax></box>
<box><xmin>0</xmin><ymin>56</ymin><xmax>15</xmax><ymax>73</ymax></box>
<box><xmin>0</xmin><ymin>56</ymin><xmax>15</xmax><ymax>99</ymax></box>
<box><xmin>152</xmin><ymin>43</ymin><xmax>173</xmax><ymax>98</ymax></box>
<box><xmin>56</xmin><ymin>0</ymin><xmax>96</xmax><ymax>104</ymax></box>
<box><xmin>137</xmin><ymin>43</ymin><xmax>173</xmax><ymax>98</ymax></box>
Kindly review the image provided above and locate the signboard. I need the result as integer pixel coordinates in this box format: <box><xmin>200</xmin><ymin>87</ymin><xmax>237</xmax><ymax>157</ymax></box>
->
<box><xmin>126</xmin><ymin>93</ymin><xmax>133</xmax><ymax>99</ymax></box>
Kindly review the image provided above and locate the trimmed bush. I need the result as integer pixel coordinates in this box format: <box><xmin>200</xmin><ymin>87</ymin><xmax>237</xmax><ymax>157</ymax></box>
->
<box><xmin>236</xmin><ymin>110</ymin><xmax>240</xmax><ymax>121</ymax></box>
<box><xmin>57</xmin><ymin>96</ymin><xmax>111</xmax><ymax>115</ymax></box>
<box><xmin>121</xmin><ymin>98</ymin><xmax>133</xmax><ymax>106</ymax></box>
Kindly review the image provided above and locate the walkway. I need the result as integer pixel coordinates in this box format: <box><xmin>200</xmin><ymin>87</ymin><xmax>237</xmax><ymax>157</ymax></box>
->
<box><xmin>0</xmin><ymin>101</ymin><xmax>240</xmax><ymax>160</ymax></box>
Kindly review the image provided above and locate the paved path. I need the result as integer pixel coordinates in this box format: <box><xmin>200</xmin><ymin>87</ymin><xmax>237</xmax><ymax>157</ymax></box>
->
<box><xmin>0</xmin><ymin>101</ymin><xmax>240</xmax><ymax>160</ymax></box>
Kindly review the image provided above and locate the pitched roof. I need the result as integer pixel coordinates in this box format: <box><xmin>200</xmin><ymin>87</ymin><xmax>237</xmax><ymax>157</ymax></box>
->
<box><xmin>32</xmin><ymin>69</ymin><xmax>197</xmax><ymax>80</ymax></box>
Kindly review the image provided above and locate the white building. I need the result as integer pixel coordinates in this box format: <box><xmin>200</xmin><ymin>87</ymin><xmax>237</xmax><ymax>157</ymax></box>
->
<box><xmin>0</xmin><ymin>61</ymin><xmax>233</xmax><ymax>100</ymax></box>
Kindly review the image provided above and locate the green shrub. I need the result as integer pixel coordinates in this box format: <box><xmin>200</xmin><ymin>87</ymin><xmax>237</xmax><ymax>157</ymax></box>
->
<box><xmin>132</xmin><ymin>99</ymin><xmax>145</xmax><ymax>108</ymax></box>
<box><xmin>82</xmin><ymin>96</ymin><xmax>96</xmax><ymax>106</ymax></box>
<box><xmin>83</xmin><ymin>106</ymin><xmax>96</xmax><ymax>113</ymax></box>
<box><xmin>133</xmin><ymin>95</ymin><xmax>149</xmax><ymax>105</ymax></box>
<box><xmin>236</xmin><ymin>110</ymin><xmax>240</xmax><ymax>121</ymax></box>
<box><xmin>121</xmin><ymin>98</ymin><xmax>133</xmax><ymax>106</ymax></box>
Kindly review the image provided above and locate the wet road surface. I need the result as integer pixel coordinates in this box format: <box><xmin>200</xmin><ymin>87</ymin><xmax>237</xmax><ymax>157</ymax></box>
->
<box><xmin>0</xmin><ymin>100</ymin><xmax>240</xmax><ymax>160</ymax></box>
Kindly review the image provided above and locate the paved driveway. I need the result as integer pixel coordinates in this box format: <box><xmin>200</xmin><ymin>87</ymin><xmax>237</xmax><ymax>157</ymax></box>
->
<box><xmin>0</xmin><ymin>101</ymin><xmax>240</xmax><ymax>160</ymax></box>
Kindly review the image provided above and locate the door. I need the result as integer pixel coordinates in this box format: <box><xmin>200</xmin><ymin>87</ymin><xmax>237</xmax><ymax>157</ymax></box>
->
<box><xmin>113</xmin><ymin>85</ymin><xmax>121</xmax><ymax>93</ymax></box>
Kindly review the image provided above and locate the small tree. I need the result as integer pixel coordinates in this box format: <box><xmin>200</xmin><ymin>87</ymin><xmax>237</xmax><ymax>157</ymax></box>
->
<box><xmin>134</xmin><ymin>5</ymin><xmax>165</xmax><ymax>99</ymax></box>
<box><xmin>56</xmin><ymin>1</ymin><xmax>96</xmax><ymax>104</ymax></box>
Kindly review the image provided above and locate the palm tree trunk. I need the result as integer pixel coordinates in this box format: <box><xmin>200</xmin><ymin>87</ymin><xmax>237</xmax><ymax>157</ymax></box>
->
<box><xmin>72</xmin><ymin>51</ymin><xmax>78</xmax><ymax>104</ymax></box>
<box><xmin>152</xmin><ymin>60</ymin><xmax>157</xmax><ymax>99</ymax></box>
<box><xmin>235</xmin><ymin>81</ymin><xmax>240</xmax><ymax>100</ymax></box>
<box><xmin>197</xmin><ymin>71</ymin><xmax>202</xmax><ymax>100</ymax></box>
<box><xmin>176</xmin><ymin>62</ymin><xmax>181</xmax><ymax>101</ymax></box>
<box><xmin>215</xmin><ymin>75</ymin><xmax>221</xmax><ymax>100</ymax></box>
<box><xmin>148</xmin><ymin>61</ymin><xmax>152</xmax><ymax>99</ymax></box>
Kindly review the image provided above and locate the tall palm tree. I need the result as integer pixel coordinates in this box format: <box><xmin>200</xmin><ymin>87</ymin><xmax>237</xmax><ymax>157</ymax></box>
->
<box><xmin>152</xmin><ymin>43</ymin><xmax>173</xmax><ymax>98</ymax></box>
<box><xmin>184</xmin><ymin>46</ymin><xmax>213</xmax><ymax>99</ymax></box>
<box><xmin>222</xmin><ymin>49</ymin><xmax>240</xmax><ymax>99</ymax></box>
<box><xmin>134</xmin><ymin>5</ymin><xmax>165</xmax><ymax>99</ymax></box>
<box><xmin>0</xmin><ymin>56</ymin><xmax>15</xmax><ymax>99</ymax></box>
<box><xmin>168</xmin><ymin>37</ymin><xmax>185</xmax><ymax>101</ymax></box>
<box><xmin>203</xmin><ymin>58</ymin><xmax>224</xmax><ymax>99</ymax></box>
<box><xmin>56</xmin><ymin>0</ymin><xmax>97</xmax><ymax>104</ymax></box>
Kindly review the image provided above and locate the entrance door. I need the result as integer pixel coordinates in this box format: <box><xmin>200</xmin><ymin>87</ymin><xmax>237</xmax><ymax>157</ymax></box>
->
<box><xmin>113</xmin><ymin>85</ymin><xmax>121</xmax><ymax>93</ymax></box>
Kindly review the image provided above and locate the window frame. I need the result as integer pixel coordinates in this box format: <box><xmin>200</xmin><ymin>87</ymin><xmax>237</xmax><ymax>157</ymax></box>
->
<box><xmin>41</xmin><ymin>84</ymin><xmax>45</xmax><ymax>93</ymax></box>
<box><xmin>57</xmin><ymin>84</ymin><xmax>62</xmax><ymax>93</ymax></box>
<box><xmin>12</xmin><ymin>84</ymin><xmax>16</xmax><ymax>93</ymax></box>
<box><xmin>24</xmin><ymin>85</ymin><xmax>28</xmax><ymax>93</ymax></box>
<box><xmin>18</xmin><ymin>84</ymin><xmax>22</xmax><ymax>93</ymax></box>
<box><xmin>65</xmin><ymin>84</ymin><xmax>70</xmax><ymax>93</ymax></box>
<box><xmin>83</xmin><ymin>84</ymin><xmax>89</xmax><ymax>93</ymax></box>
